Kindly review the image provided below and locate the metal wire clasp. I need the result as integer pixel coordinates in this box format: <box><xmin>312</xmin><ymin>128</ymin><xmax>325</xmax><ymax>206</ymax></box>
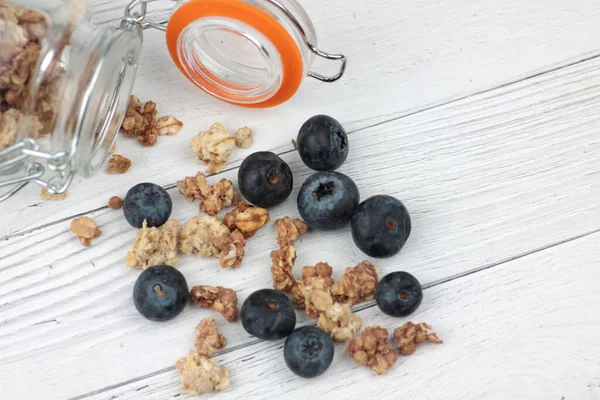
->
<box><xmin>123</xmin><ymin>0</ymin><xmax>167</xmax><ymax>32</ymax></box>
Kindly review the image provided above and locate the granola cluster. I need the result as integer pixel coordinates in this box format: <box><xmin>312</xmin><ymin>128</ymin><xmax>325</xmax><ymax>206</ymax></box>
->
<box><xmin>70</xmin><ymin>216</ymin><xmax>102</xmax><ymax>247</ymax></box>
<box><xmin>190</xmin><ymin>123</ymin><xmax>235</xmax><ymax>173</ymax></box>
<box><xmin>121</xmin><ymin>95</ymin><xmax>182</xmax><ymax>146</ymax></box>
<box><xmin>179</xmin><ymin>216</ymin><xmax>230</xmax><ymax>257</ymax></box>
<box><xmin>41</xmin><ymin>187</ymin><xmax>66</xmax><ymax>201</ymax></box>
<box><xmin>223</xmin><ymin>201</ymin><xmax>270</xmax><ymax>238</ymax></box>
<box><xmin>296</xmin><ymin>263</ymin><xmax>335</xmax><ymax>318</ymax></box>
<box><xmin>106</xmin><ymin>154</ymin><xmax>131</xmax><ymax>174</ymax></box>
<box><xmin>234</xmin><ymin>126</ymin><xmax>253</xmax><ymax>148</ymax></box>
<box><xmin>189</xmin><ymin>285</ymin><xmax>238</xmax><ymax>322</ymax></box>
<box><xmin>194</xmin><ymin>317</ymin><xmax>227</xmax><ymax>356</ymax></box>
<box><xmin>270</xmin><ymin>217</ymin><xmax>308</xmax><ymax>296</ymax></box>
<box><xmin>214</xmin><ymin>229</ymin><xmax>246</xmax><ymax>269</ymax></box>
<box><xmin>347</xmin><ymin>326</ymin><xmax>398</xmax><ymax>375</ymax></box>
<box><xmin>126</xmin><ymin>219</ymin><xmax>180</xmax><ymax>269</ymax></box>
<box><xmin>394</xmin><ymin>322</ymin><xmax>443</xmax><ymax>355</ymax></box>
<box><xmin>331</xmin><ymin>260</ymin><xmax>379</xmax><ymax>306</ymax></box>
<box><xmin>176</xmin><ymin>350</ymin><xmax>229</xmax><ymax>395</ymax></box>
<box><xmin>317</xmin><ymin>303</ymin><xmax>363</xmax><ymax>342</ymax></box>
<box><xmin>177</xmin><ymin>172</ymin><xmax>238</xmax><ymax>216</ymax></box>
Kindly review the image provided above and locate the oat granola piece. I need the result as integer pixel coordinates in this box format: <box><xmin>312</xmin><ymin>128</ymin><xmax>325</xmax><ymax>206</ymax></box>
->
<box><xmin>200</xmin><ymin>178</ymin><xmax>238</xmax><ymax>216</ymax></box>
<box><xmin>234</xmin><ymin>126</ymin><xmax>253</xmax><ymax>148</ymax></box>
<box><xmin>189</xmin><ymin>285</ymin><xmax>238</xmax><ymax>322</ymax></box>
<box><xmin>394</xmin><ymin>322</ymin><xmax>443</xmax><ymax>356</ymax></box>
<box><xmin>108</xmin><ymin>196</ymin><xmax>122</xmax><ymax>209</ymax></box>
<box><xmin>70</xmin><ymin>216</ymin><xmax>102</xmax><ymax>247</ymax></box>
<box><xmin>194</xmin><ymin>317</ymin><xmax>227</xmax><ymax>356</ymax></box>
<box><xmin>230</xmin><ymin>203</ymin><xmax>269</xmax><ymax>238</ymax></box>
<box><xmin>190</xmin><ymin>122</ymin><xmax>236</xmax><ymax>173</ymax></box>
<box><xmin>347</xmin><ymin>326</ymin><xmax>398</xmax><ymax>375</ymax></box>
<box><xmin>155</xmin><ymin>115</ymin><xmax>183</xmax><ymax>136</ymax></box>
<box><xmin>275</xmin><ymin>217</ymin><xmax>308</xmax><ymax>249</ymax></box>
<box><xmin>222</xmin><ymin>200</ymin><xmax>250</xmax><ymax>230</ymax></box>
<box><xmin>317</xmin><ymin>303</ymin><xmax>363</xmax><ymax>342</ymax></box>
<box><xmin>270</xmin><ymin>244</ymin><xmax>297</xmax><ymax>293</ymax></box>
<box><xmin>41</xmin><ymin>187</ymin><xmax>66</xmax><ymax>200</ymax></box>
<box><xmin>179</xmin><ymin>216</ymin><xmax>230</xmax><ymax>257</ymax></box>
<box><xmin>331</xmin><ymin>260</ymin><xmax>379</xmax><ymax>307</ymax></box>
<box><xmin>106</xmin><ymin>154</ymin><xmax>131</xmax><ymax>174</ymax></box>
<box><xmin>297</xmin><ymin>262</ymin><xmax>335</xmax><ymax>318</ymax></box>
<box><xmin>121</xmin><ymin>95</ymin><xmax>157</xmax><ymax>146</ymax></box>
<box><xmin>214</xmin><ymin>229</ymin><xmax>246</xmax><ymax>269</ymax></box>
<box><xmin>177</xmin><ymin>171</ymin><xmax>211</xmax><ymax>203</ymax></box>
<box><xmin>175</xmin><ymin>350</ymin><xmax>229</xmax><ymax>395</ymax></box>
<box><xmin>126</xmin><ymin>219</ymin><xmax>179</xmax><ymax>269</ymax></box>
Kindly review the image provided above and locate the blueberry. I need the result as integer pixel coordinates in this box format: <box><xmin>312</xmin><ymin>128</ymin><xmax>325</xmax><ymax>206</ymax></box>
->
<box><xmin>297</xmin><ymin>115</ymin><xmax>348</xmax><ymax>171</ymax></box>
<box><xmin>123</xmin><ymin>182</ymin><xmax>172</xmax><ymax>228</ymax></box>
<box><xmin>133</xmin><ymin>265</ymin><xmax>189</xmax><ymax>321</ymax></box>
<box><xmin>297</xmin><ymin>171</ymin><xmax>359</xmax><ymax>230</ymax></box>
<box><xmin>375</xmin><ymin>271</ymin><xmax>422</xmax><ymax>317</ymax></box>
<box><xmin>241</xmin><ymin>289</ymin><xmax>296</xmax><ymax>340</ymax></box>
<box><xmin>238</xmin><ymin>152</ymin><xmax>293</xmax><ymax>208</ymax></box>
<box><xmin>351</xmin><ymin>195</ymin><xmax>411</xmax><ymax>258</ymax></box>
<box><xmin>284</xmin><ymin>326</ymin><xmax>334</xmax><ymax>378</ymax></box>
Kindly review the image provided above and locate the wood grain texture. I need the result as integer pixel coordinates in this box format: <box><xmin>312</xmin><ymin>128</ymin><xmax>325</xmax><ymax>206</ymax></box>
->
<box><xmin>82</xmin><ymin>230</ymin><xmax>600</xmax><ymax>400</ymax></box>
<box><xmin>3</xmin><ymin>0</ymin><xmax>600</xmax><ymax>237</ymax></box>
<box><xmin>1</xmin><ymin>54</ymin><xmax>600</xmax><ymax>399</ymax></box>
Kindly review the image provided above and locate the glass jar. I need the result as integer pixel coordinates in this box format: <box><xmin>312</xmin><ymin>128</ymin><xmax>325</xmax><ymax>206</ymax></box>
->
<box><xmin>0</xmin><ymin>0</ymin><xmax>346</xmax><ymax>202</ymax></box>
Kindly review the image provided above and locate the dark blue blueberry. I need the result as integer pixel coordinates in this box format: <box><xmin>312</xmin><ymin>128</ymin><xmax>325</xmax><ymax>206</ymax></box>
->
<box><xmin>123</xmin><ymin>182</ymin><xmax>172</xmax><ymax>228</ymax></box>
<box><xmin>284</xmin><ymin>326</ymin><xmax>334</xmax><ymax>378</ymax></box>
<box><xmin>297</xmin><ymin>171</ymin><xmax>359</xmax><ymax>230</ymax></box>
<box><xmin>375</xmin><ymin>271</ymin><xmax>422</xmax><ymax>317</ymax></box>
<box><xmin>241</xmin><ymin>289</ymin><xmax>296</xmax><ymax>340</ymax></box>
<box><xmin>133</xmin><ymin>265</ymin><xmax>189</xmax><ymax>321</ymax></box>
<box><xmin>351</xmin><ymin>195</ymin><xmax>411</xmax><ymax>258</ymax></box>
<box><xmin>297</xmin><ymin>115</ymin><xmax>348</xmax><ymax>171</ymax></box>
<box><xmin>238</xmin><ymin>152</ymin><xmax>293</xmax><ymax>208</ymax></box>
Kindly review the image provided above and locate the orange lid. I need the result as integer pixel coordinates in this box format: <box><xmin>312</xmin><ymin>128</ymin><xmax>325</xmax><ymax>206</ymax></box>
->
<box><xmin>166</xmin><ymin>0</ymin><xmax>304</xmax><ymax>108</ymax></box>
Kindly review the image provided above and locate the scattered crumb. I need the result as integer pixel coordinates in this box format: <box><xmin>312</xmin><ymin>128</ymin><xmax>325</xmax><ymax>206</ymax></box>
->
<box><xmin>108</xmin><ymin>196</ymin><xmax>122</xmax><ymax>209</ymax></box>
<box><xmin>176</xmin><ymin>350</ymin><xmax>229</xmax><ymax>395</ymax></box>
<box><xmin>275</xmin><ymin>217</ymin><xmax>308</xmax><ymax>249</ymax></box>
<box><xmin>190</xmin><ymin>123</ymin><xmax>235</xmax><ymax>174</ymax></box>
<box><xmin>155</xmin><ymin>115</ymin><xmax>183</xmax><ymax>136</ymax></box>
<box><xmin>194</xmin><ymin>318</ymin><xmax>227</xmax><ymax>356</ymax></box>
<box><xmin>331</xmin><ymin>260</ymin><xmax>379</xmax><ymax>306</ymax></box>
<box><xmin>317</xmin><ymin>303</ymin><xmax>363</xmax><ymax>342</ymax></box>
<box><xmin>179</xmin><ymin>216</ymin><xmax>230</xmax><ymax>257</ymax></box>
<box><xmin>223</xmin><ymin>201</ymin><xmax>269</xmax><ymax>238</ymax></box>
<box><xmin>234</xmin><ymin>126</ymin><xmax>253</xmax><ymax>148</ymax></box>
<box><xmin>347</xmin><ymin>326</ymin><xmax>398</xmax><ymax>375</ymax></box>
<box><xmin>394</xmin><ymin>322</ymin><xmax>443</xmax><ymax>356</ymax></box>
<box><xmin>177</xmin><ymin>172</ymin><xmax>237</xmax><ymax>216</ymax></box>
<box><xmin>126</xmin><ymin>219</ymin><xmax>180</xmax><ymax>269</ymax></box>
<box><xmin>106</xmin><ymin>154</ymin><xmax>131</xmax><ymax>174</ymax></box>
<box><xmin>189</xmin><ymin>285</ymin><xmax>238</xmax><ymax>322</ymax></box>
<box><xmin>292</xmin><ymin>139</ymin><xmax>297</xmax><ymax>149</ymax></box>
<box><xmin>70</xmin><ymin>216</ymin><xmax>102</xmax><ymax>247</ymax></box>
<box><xmin>41</xmin><ymin>188</ymin><xmax>66</xmax><ymax>201</ymax></box>
<box><xmin>297</xmin><ymin>263</ymin><xmax>335</xmax><ymax>318</ymax></box>
<box><xmin>214</xmin><ymin>230</ymin><xmax>246</xmax><ymax>269</ymax></box>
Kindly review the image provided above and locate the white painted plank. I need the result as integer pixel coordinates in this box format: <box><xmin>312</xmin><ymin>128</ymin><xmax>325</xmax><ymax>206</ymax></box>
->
<box><xmin>1</xmin><ymin>56</ymin><xmax>600</xmax><ymax>399</ymax></box>
<box><xmin>83</xmin><ymin>230</ymin><xmax>600</xmax><ymax>400</ymax></box>
<box><xmin>3</xmin><ymin>0</ymin><xmax>600</xmax><ymax>236</ymax></box>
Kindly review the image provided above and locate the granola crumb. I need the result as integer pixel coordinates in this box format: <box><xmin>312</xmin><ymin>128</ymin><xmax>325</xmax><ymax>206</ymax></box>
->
<box><xmin>106</xmin><ymin>154</ymin><xmax>131</xmax><ymax>174</ymax></box>
<box><xmin>155</xmin><ymin>115</ymin><xmax>183</xmax><ymax>136</ymax></box>
<box><xmin>189</xmin><ymin>285</ymin><xmax>238</xmax><ymax>322</ymax></box>
<box><xmin>176</xmin><ymin>350</ymin><xmax>229</xmax><ymax>395</ymax></box>
<box><xmin>297</xmin><ymin>262</ymin><xmax>335</xmax><ymax>318</ymax></box>
<box><xmin>122</xmin><ymin>95</ymin><xmax>157</xmax><ymax>145</ymax></box>
<box><xmin>214</xmin><ymin>230</ymin><xmax>246</xmax><ymax>269</ymax></box>
<box><xmin>200</xmin><ymin>178</ymin><xmax>238</xmax><ymax>216</ymax></box>
<box><xmin>347</xmin><ymin>326</ymin><xmax>398</xmax><ymax>375</ymax></box>
<box><xmin>234</xmin><ymin>126</ymin><xmax>253</xmax><ymax>148</ymax></box>
<box><xmin>41</xmin><ymin>187</ymin><xmax>66</xmax><ymax>201</ymax></box>
<box><xmin>331</xmin><ymin>260</ymin><xmax>379</xmax><ymax>307</ymax></box>
<box><xmin>223</xmin><ymin>201</ymin><xmax>269</xmax><ymax>238</ymax></box>
<box><xmin>317</xmin><ymin>303</ymin><xmax>363</xmax><ymax>342</ymax></box>
<box><xmin>179</xmin><ymin>216</ymin><xmax>230</xmax><ymax>257</ymax></box>
<box><xmin>275</xmin><ymin>217</ymin><xmax>308</xmax><ymax>249</ymax></box>
<box><xmin>190</xmin><ymin>123</ymin><xmax>235</xmax><ymax>173</ymax></box>
<box><xmin>177</xmin><ymin>171</ymin><xmax>210</xmax><ymax>203</ymax></box>
<box><xmin>292</xmin><ymin>139</ymin><xmax>297</xmax><ymax>149</ymax></box>
<box><xmin>126</xmin><ymin>219</ymin><xmax>180</xmax><ymax>269</ymax></box>
<box><xmin>194</xmin><ymin>318</ymin><xmax>227</xmax><ymax>356</ymax></box>
<box><xmin>108</xmin><ymin>196</ymin><xmax>122</xmax><ymax>210</ymax></box>
<box><xmin>70</xmin><ymin>216</ymin><xmax>102</xmax><ymax>247</ymax></box>
<box><xmin>394</xmin><ymin>322</ymin><xmax>443</xmax><ymax>356</ymax></box>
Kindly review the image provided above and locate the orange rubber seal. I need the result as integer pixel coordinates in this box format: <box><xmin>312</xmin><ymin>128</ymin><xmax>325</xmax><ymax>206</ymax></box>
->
<box><xmin>166</xmin><ymin>0</ymin><xmax>304</xmax><ymax>108</ymax></box>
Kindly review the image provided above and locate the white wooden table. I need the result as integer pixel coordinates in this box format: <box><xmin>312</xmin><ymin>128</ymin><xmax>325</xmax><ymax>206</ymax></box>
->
<box><xmin>2</xmin><ymin>0</ymin><xmax>600</xmax><ymax>398</ymax></box>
